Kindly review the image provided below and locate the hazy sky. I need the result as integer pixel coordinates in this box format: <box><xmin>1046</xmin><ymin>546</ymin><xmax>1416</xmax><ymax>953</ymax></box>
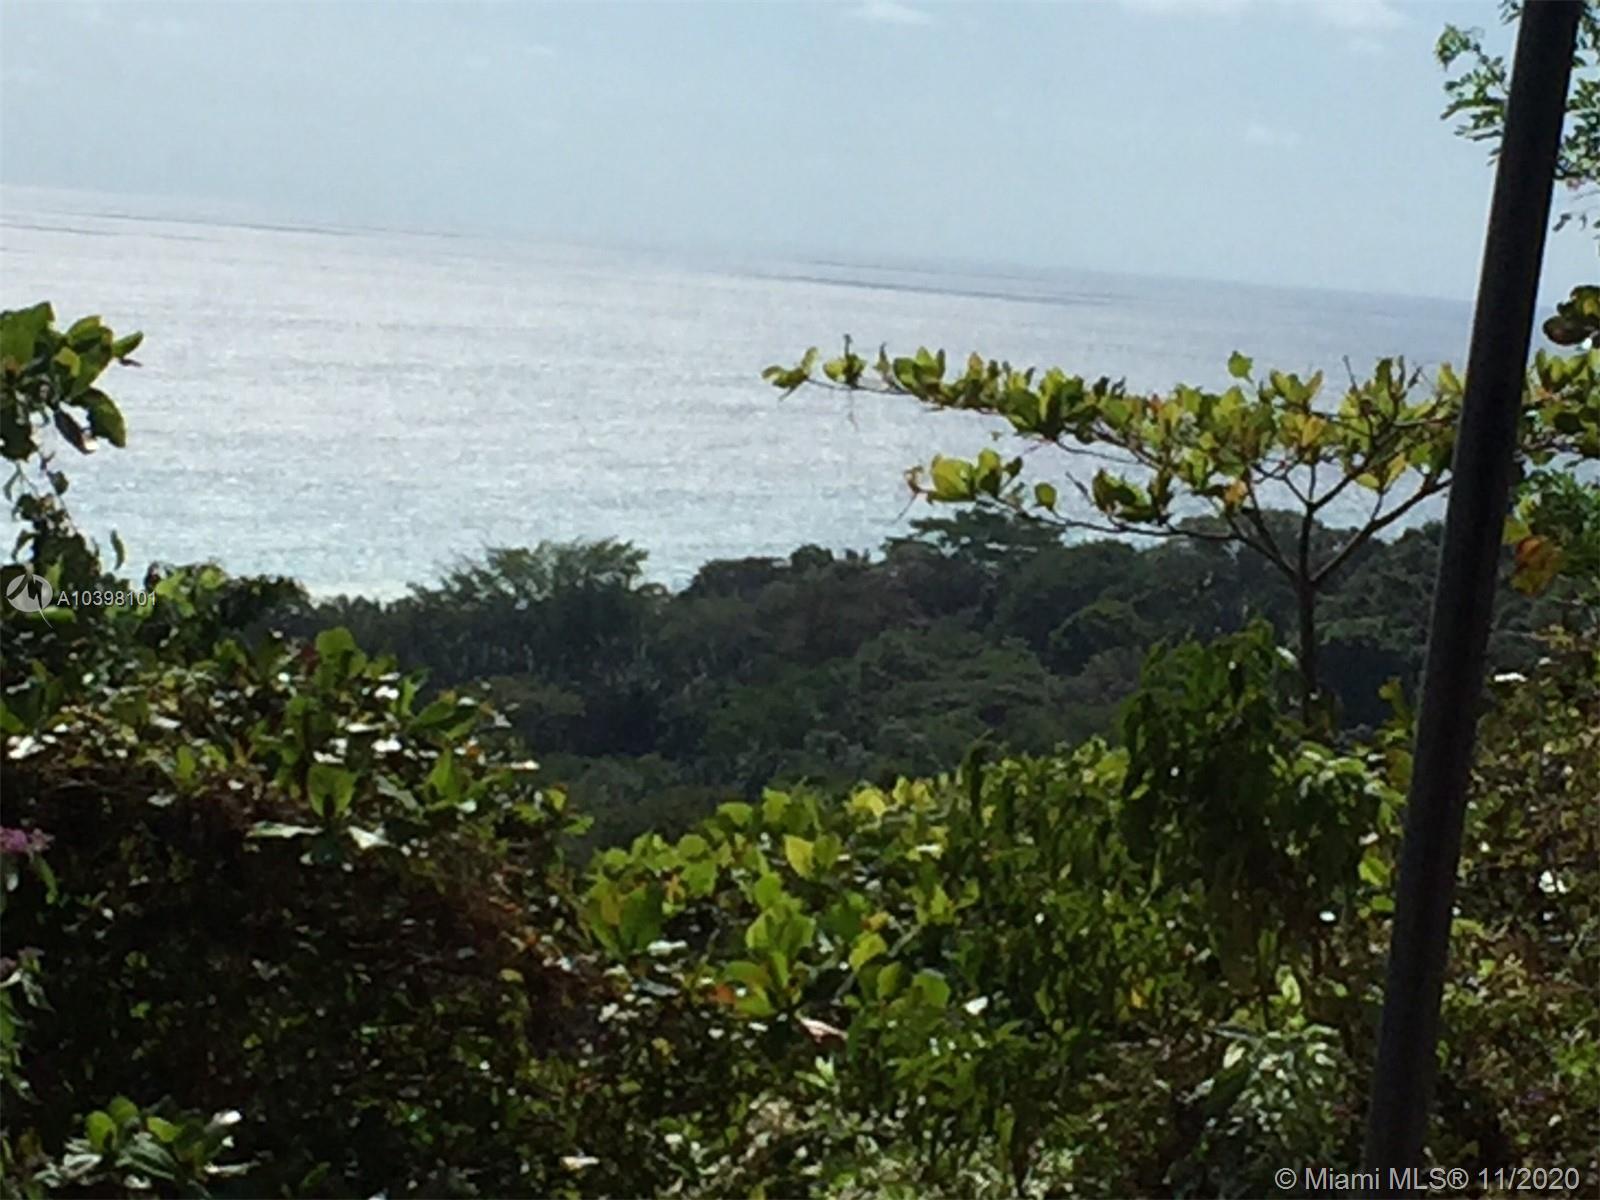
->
<box><xmin>1</xmin><ymin>0</ymin><xmax>1592</xmax><ymax>300</ymax></box>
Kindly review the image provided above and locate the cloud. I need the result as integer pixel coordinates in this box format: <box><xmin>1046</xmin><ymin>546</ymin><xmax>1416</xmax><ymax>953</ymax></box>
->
<box><xmin>848</xmin><ymin>0</ymin><xmax>935</xmax><ymax>27</ymax></box>
<box><xmin>1244</xmin><ymin>121</ymin><xmax>1301</xmax><ymax>149</ymax></box>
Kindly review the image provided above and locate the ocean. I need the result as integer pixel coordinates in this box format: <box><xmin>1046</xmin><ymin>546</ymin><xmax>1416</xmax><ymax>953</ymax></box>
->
<box><xmin>1</xmin><ymin>186</ymin><xmax>1476</xmax><ymax>597</ymax></box>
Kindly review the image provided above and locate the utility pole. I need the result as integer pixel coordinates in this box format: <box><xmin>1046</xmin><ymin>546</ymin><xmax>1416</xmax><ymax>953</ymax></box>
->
<box><xmin>1363</xmin><ymin>0</ymin><xmax>1582</xmax><ymax>1183</ymax></box>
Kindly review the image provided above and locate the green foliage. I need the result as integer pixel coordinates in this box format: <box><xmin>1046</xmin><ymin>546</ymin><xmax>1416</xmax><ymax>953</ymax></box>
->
<box><xmin>2</xmin><ymin>616</ymin><xmax>604</xmax><ymax>1194</ymax></box>
<box><xmin>7</xmin><ymin>1099</ymin><xmax>251</xmax><ymax>1199</ymax></box>
<box><xmin>1121</xmin><ymin>628</ymin><xmax>1395</xmax><ymax>1001</ymax></box>
<box><xmin>1</xmin><ymin>304</ymin><xmax>141</xmax><ymax>630</ymax></box>
<box><xmin>1505</xmin><ymin>467</ymin><xmax>1600</xmax><ymax>601</ymax></box>
<box><xmin>1544</xmin><ymin>284</ymin><xmax>1600</xmax><ymax>346</ymax></box>
<box><xmin>1</xmin><ymin>303</ymin><xmax>138</xmax><ymax>465</ymax></box>
<box><xmin>276</xmin><ymin>505</ymin><xmax>1568</xmax><ymax>850</ymax></box>
<box><xmin>765</xmin><ymin>335</ymin><xmax>1598</xmax><ymax>724</ymax></box>
<box><xmin>1436</xmin><ymin>625</ymin><xmax>1600</xmax><ymax>1172</ymax></box>
<box><xmin>566</xmin><ymin>617</ymin><xmax>1596</xmax><ymax>1196</ymax></box>
<box><xmin>1168</xmin><ymin>1020</ymin><xmax>1358</xmax><ymax>1196</ymax></box>
<box><xmin>1437</xmin><ymin>1</ymin><xmax>1600</xmax><ymax>213</ymax></box>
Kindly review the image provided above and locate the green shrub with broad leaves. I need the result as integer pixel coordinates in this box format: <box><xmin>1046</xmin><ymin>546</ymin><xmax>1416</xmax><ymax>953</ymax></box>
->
<box><xmin>573</xmin><ymin>622</ymin><xmax>1404</xmax><ymax>1196</ymax></box>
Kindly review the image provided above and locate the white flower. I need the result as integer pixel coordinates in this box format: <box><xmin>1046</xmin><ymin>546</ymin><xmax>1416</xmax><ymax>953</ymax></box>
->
<box><xmin>963</xmin><ymin>996</ymin><xmax>990</xmax><ymax>1016</ymax></box>
<box><xmin>1538</xmin><ymin>870</ymin><xmax>1571</xmax><ymax>896</ymax></box>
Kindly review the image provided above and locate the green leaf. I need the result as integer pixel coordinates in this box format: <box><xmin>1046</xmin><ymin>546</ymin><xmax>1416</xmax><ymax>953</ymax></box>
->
<box><xmin>783</xmin><ymin>834</ymin><xmax>816</xmax><ymax>880</ymax></box>
<box><xmin>1358</xmin><ymin>848</ymin><xmax>1391</xmax><ymax>889</ymax></box>
<box><xmin>86</xmin><ymin>394</ymin><xmax>127</xmax><ymax>448</ymax></box>
<box><xmin>761</xmin><ymin>788</ymin><xmax>791</xmax><ymax>827</ymax></box>
<box><xmin>752</xmin><ymin>872</ymin><xmax>785</xmax><ymax>909</ymax></box>
<box><xmin>308</xmin><ymin>763</ymin><xmax>357</xmax><ymax>820</ymax></box>
<box><xmin>619</xmin><ymin>885</ymin><xmax>664</xmax><ymax>953</ymax></box>
<box><xmin>425</xmin><ymin>750</ymin><xmax>463</xmax><ymax>806</ymax></box>
<box><xmin>1034</xmin><ymin>481</ymin><xmax>1058</xmax><ymax>510</ymax></box>
<box><xmin>928</xmin><ymin>456</ymin><xmax>974</xmax><ymax>501</ymax></box>
<box><xmin>1276</xmin><ymin>966</ymin><xmax>1302</xmax><ymax>1009</ymax></box>
<box><xmin>66</xmin><ymin>314</ymin><xmax>103</xmax><ymax>340</ymax></box>
<box><xmin>849</xmin><ymin>931</ymin><xmax>887</xmax><ymax>973</ymax></box>
<box><xmin>85</xmin><ymin>1109</ymin><xmax>116</xmax><ymax>1153</ymax></box>
<box><xmin>314</xmin><ymin>626</ymin><xmax>359</xmax><ymax>661</ymax></box>
<box><xmin>248</xmin><ymin>821</ymin><xmax>320</xmax><ymax>840</ymax></box>
<box><xmin>911</xmin><ymin>970</ymin><xmax>951</xmax><ymax>1009</ymax></box>
<box><xmin>106</xmin><ymin>1096</ymin><xmax>140</xmax><ymax>1129</ymax></box>
<box><xmin>1381</xmin><ymin>453</ymin><xmax>1408</xmax><ymax>488</ymax></box>
<box><xmin>1227</xmin><ymin>351</ymin><xmax>1253</xmax><ymax>380</ymax></box>
<box><xmin>682</xmin><ymin>859</ymin><xmax>718</xmax><ymax>897</ymax></box>
<box><xmin>0</xmin><ymin>302</ymin><xmax>51</xmax><ymax>369</ymax></box>
<box><xmin>145</xmin><ymin>1115</ymin><xmax>182</xmax><ymax>1144</ymax></box>
<box><xmin>744</xmin><ymin>913</ymin><xmax>772</xmax><ymax>953</ymax></box>
<box><xmin>173</xmin><ymin>743</ymin><xmax>197</xmax><ymax>787</ymax></box>
<box><xmin>718</xmin><ymin>801</ymin><xmax>753</xmax><ymax>828</ymax></box>
<box><xmin>735</xmin><ymin>987</ymin><xmax>776</xmax><ymax>1017</ymax></box>
<box><xmin>724</xmin><ymin>960</ymin><xmax>771</xmax><ymax>990</ymax></box>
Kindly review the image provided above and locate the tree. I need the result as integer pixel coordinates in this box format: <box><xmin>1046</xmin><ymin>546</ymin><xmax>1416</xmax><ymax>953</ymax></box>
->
<box><xmin>765</xmin><ymin>343</ymin><xmax>1596</xmax><ymax>723</ymax></box>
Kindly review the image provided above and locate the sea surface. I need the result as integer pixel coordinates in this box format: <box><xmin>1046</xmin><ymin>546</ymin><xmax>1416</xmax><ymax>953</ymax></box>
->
<box><xmin>1</xmin><ymin>186</ymin><xmax>1477</xmax><ymax>597</ymax></box>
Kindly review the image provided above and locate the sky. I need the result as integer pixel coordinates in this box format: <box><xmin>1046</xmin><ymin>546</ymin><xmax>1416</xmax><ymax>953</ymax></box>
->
<box><xmin>0</xmin><ymin>0</ymin><xmax>1593</xmax><ymax>301</ymax></box>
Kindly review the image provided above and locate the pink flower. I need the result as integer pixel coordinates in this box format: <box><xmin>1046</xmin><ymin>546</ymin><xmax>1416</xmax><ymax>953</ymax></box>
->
<box><xmin>0</xmin><ymin>826</ymin><xmax>51</xmax><ymax>856</ymax></box>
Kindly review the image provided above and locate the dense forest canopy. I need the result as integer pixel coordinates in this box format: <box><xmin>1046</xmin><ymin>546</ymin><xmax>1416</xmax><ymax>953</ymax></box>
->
<box><xmin>1</xmin><ymin>6</ymin><xmax>1597</xmax><ymax>1196</ymax></box>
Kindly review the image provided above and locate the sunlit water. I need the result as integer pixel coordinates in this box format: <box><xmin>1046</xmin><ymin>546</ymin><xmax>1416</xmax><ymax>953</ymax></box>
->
<box><xmin>1</xmin><ymin>186</ymin><xmax>1475</xmax><ymax>597</ymax></box>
